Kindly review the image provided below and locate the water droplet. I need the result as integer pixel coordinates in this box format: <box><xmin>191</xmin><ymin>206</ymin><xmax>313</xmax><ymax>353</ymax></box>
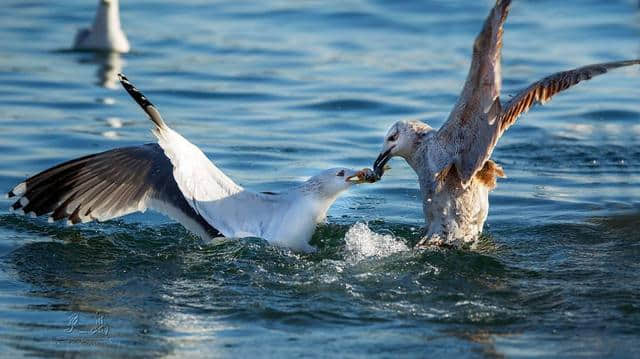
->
<box><xmin>343</xmin><ymin>222</ymin><xmax>408</xmax><ymax>264</ymax></box>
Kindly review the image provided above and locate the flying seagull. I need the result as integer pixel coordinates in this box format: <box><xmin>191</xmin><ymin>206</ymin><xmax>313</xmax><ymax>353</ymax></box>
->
<box><xmin>372</xmin><ymin>0</ymin><xmax>640</xmax><ymax>248</ymax></box>
<box><xmin>73</xmin><ymin>0</ymin><xmax>130</xmax><ymax>53</ymax></box>
<box><xmin>6</xmin><ymin>75</ymin><xmax>376</xmax><ymax>252</ymax></box>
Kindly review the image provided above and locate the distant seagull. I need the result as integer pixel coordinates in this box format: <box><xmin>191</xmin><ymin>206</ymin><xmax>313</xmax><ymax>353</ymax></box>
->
<box><xmin>6</xmin><ymin>75</ymin><xmax>375</xmax><ymax>252</ymax></box>
<box><xmin>73</xmin><ymin>0</ymin><xmax>130</xmax><ymax>53</ymax></box>
<box><xmin>372</xmin><ymin>0</ymin><xmax>640</xmax><ymax>248</ymax></box>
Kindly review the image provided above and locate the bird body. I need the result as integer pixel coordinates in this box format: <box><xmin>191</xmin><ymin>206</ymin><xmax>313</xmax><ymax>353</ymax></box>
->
<box><xmin>373</xmin><ymin>0</ymin><xmax>640</xmax><ymax>248</ymax></box>
<box><xmin>73</xmin><ymin>0</ymin><xmax>130</xmax><ymax>53</ymax></box>
<box><xmin>6</xmin><ymin>75</ymin><xmax>374</xmax><ymax>252</ymax></box>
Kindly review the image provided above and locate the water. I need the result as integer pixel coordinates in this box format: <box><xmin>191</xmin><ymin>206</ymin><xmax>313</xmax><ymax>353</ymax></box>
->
<box><xmin>0</xmin><ymin>0</ymin><xmax>639</xmax><ymax>357</ymax></box>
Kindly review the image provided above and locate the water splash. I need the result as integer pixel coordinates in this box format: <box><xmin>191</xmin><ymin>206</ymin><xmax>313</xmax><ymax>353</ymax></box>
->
<box><xmin>343</xmin><ymin>222</ymin><xmax>409</xmax><ymax>263</ymax></box>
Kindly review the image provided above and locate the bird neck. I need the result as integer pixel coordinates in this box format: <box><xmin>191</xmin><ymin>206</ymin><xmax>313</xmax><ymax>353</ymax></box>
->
<box><xmin>403</xmin><ymin>138</ymin><xmax>427</xmax><ymax>174</ymax></box>
<box><xmin>92</xmin><ymin>0</ymin><xmax>122</xmax><ymax>34</ymax></box>
<box><xmin>399</xmin><ymin>122</ymin><xmax>431</xmax><ymax>167</ymax></box>
<box><xmin>312</xmin><ymin>194</ymin><xmax>340</xmax><ymax>223</ymax></box>
<box><xmin>290</xmin><ymin>185</ymin><xmax>343</xmax><ymax>223</ymax></box>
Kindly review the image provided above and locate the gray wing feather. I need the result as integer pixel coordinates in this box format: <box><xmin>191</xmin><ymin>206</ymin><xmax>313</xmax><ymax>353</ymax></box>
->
<box><xmin>73</xmin><ymin>28</ymin><xmax>91</xmax><ymax>49</ymax></box>
<box><xmin>7</xmin><ymin>144</ymin><xmax>221</xmax><ymax>238</ymax></box>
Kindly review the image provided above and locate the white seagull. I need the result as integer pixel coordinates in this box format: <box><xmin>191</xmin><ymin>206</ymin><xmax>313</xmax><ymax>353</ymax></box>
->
<box><xmin>372</xmin><ymin>0</ymin><xmax>640</xmax><ymax>248</ymax></box>
<box><xmin>73</xmin><ymin>0</ymin><xmax>130</xmax><ymax>53</ymax></box>
<box><xmin>6</xmin><ymin>75</ymin><xmax>375</xmax><ymax>252</ymax></box>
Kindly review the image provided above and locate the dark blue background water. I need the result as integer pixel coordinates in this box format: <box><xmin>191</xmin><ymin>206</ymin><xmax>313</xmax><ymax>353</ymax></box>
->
<box><xmin>0</xmin><ymin>0</ymin><xmax>639</xmax><ymax>357</ymax></box>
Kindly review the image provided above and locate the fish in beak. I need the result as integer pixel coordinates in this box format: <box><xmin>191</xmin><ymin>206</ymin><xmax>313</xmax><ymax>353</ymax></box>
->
<box><xmin>373</xmin><ymin>147</ymin><xmax>394</xmax><ymax>178</ymax></box>
<box><xmin>346</xmin><ymin>168</ymin><xmax>378</xmax><ymax>184</ymax></box>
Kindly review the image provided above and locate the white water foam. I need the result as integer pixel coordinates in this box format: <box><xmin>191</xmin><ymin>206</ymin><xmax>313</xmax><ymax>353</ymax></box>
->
<box><xmin>343</xmin><ymin>222</ymin><xmax>409</xmax><ymax>263</ymax></box>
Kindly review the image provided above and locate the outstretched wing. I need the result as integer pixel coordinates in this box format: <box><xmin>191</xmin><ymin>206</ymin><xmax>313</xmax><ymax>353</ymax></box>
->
<box><xmin>441</xmin><ymin>0</ymin><xmax>510</xmax><ymax>132</ymax></box>
<box><xmin>117</xmin><ymin>74</ymin><xmax>246</xmax><ymax>236</ymax></box>
<box><xmin>72</xmin><ymin>27</ymin><xmax>91</xmax><ymax>49</ymax></box>
<box><xmin>437</xmin><ymin>60</ymin><xmax>640</xmax><ymax>184</ymax></box>
<box><xmin>6</xmin><ymin>74</ymin><xmax>250</xmax><ymax>239</ymax></box>
<box><xmin>498</xmin><ymin>60</ymin><xmax>640</xmax><ymax>136</ymax></box>
<box><xmin>434</xmin><ymin>0</ymin><xmax>510</xmax><ymax>183</ymax></box>
<box><xmin>6</xmin><ymin>144</ymin><xmax>222</xmax><ymax>239</ymax></box>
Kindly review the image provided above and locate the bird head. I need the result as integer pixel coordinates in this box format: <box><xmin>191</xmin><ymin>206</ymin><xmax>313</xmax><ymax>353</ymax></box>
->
<box><xmin>303</xmin><ymin>167</ymin><xmax>376</xmax><ymax>199</ymax></box>
<box><xmin>373</xmin><ymin>120</ymin><xmax>433</xmax><ymax>178</ymax></box>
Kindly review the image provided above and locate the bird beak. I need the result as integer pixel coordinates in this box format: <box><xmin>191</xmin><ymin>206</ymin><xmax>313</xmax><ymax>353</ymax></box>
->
<box><xmin>373</xmin><ymin>146</ymin><xmax>394</xmax><ymax>178</ymax></box>
<box><xmin>346</xmin><ymin>168</ymin><xmax>378</xmax><ymax>184</ymax></box>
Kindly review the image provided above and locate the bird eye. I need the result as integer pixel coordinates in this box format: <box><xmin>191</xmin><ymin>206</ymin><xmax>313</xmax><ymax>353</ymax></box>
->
<box><xmin>336</xmin><ymin>170</ymin><xmax>345</xmax><ymax>177</ymax></box>
<box><xmin>387</xmin><ymin>133</ymin><xmax>398</xmax><ymax>142</ymax></box>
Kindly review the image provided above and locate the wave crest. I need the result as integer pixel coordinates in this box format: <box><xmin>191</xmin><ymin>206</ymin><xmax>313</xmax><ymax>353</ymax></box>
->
<box><xmin>343</xmin><ymin>222</ymin><xmax>409</xmax><ymax>263</ymax></box>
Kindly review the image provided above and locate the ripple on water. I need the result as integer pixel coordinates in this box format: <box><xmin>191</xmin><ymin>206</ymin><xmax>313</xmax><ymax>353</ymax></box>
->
<box><xmin>297</xmin><ymin>98</ymin><xmax>418</xmax><ymax>115</ymax></box>
<box><xmin>1</xmin><ymin>0</ymin><xmax>640</xmax><ymax>357</ymax></box>
<box><xmin>146</xmin><ymin>89</ymin><xmax>283</xmax><ymax>102</ymax></box>
<box><xmin>578</xmin><ymin>109</ymin><xmax>640</xmax><ymax>122</ymax></box>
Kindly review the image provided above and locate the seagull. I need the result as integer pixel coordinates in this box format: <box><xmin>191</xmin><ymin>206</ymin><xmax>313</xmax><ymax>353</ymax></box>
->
<box><xmin>372</xmin><ymin>0</ymin><xmax>640</xmax><ymax>248</ymax></box>
<box><xmin>5</xmin><ymin>75</ymin><xmax>376</xmax><ymax>252</ymax></box>
<box><xmin>73</xmin><ymin>0</ymin><xmax>130</xmax><ymax>53</ymax></box>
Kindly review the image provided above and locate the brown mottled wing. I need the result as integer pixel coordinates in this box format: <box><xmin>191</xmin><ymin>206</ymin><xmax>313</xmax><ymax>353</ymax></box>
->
<box><xmin>498</xmin><ymin>60</ymin><xmax>640</xmax><ymax>135</ymax></box>
<box><xmin>438</xmin><ymin>60</ymin><xmax>640</xmax><ymax>184</ymax></box>
<box><xmin>6</xmin><ymin>144</ymin><xmax>222</xmax><ymax>239</ymax></box>
<box><xmin>434</xmin><ymin>0</ymin><xmax>510</xmax><ymax>183</ymax></box>
<box><xmin>442</xmin><ymin>0</ymin><xmax>510</xmax><ymax>131</ymax></box>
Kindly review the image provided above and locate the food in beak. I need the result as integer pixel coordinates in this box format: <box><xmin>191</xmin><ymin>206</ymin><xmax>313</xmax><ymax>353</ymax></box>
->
<box><xmin>373</xmin><ymin>147</ymin><xmax>393</xmax><ymax>178</ymax></box>
<box><xmin>346</xmin><ymin>168</ymin><xmax>378</xmax><ymax>183</ymax></box>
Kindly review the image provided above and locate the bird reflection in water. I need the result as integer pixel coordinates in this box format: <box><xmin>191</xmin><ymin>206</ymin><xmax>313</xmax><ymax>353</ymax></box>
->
<box><xmin>94</xmin><ymin>51</ymin><xmax>123</xmax><ymax>89</ymax></box>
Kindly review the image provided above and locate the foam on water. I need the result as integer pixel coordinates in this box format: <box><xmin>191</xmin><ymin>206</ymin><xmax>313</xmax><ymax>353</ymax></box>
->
<box><xmin>343</xmin><ymin>222</ymin><xmax>409</xmax><ymax>263</ymax></box>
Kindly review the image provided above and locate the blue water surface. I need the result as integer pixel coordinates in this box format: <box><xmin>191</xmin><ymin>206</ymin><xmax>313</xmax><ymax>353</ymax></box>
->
<box><xmin>0</xmin><ymin>0</ymin><xmax>639</xmax><ymax>357</ymax></box>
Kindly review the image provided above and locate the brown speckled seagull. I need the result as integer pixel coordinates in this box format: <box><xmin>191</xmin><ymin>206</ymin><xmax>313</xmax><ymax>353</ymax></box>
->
<box><xmin>372</xmin><ymin>0</ymin><xmax>640</xmax><ymax>248</ymax></box>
